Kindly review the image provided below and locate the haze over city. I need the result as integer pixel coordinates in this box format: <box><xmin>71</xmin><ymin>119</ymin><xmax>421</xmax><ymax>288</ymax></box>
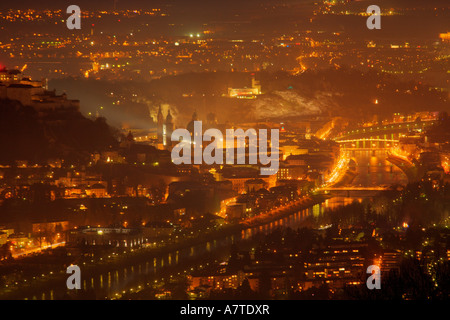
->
<box><xmin>0</xmin><ymin>0</ymin><xmax>448</xmax><ymax>303</ymax></box>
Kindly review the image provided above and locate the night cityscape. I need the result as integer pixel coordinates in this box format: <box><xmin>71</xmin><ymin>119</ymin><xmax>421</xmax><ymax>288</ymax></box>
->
<box><xmin>0</xmin><ymin>0</ymin><xmax>449</xmax><ymax>307</ymax></box>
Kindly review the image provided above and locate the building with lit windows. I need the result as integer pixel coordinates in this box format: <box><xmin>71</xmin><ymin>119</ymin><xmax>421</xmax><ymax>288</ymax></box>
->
<box><xmin>227</xmin><ymin>75</ymin><xmax>261</xmax><ymax>99</ymax></box>
<box><xmin>67</xmin><ymin>227</ymin><xmax>144</xmax><ymax>248</ymax></box>
<box><xmin>0</xmin><ymin>68</ymin><xmax>79</xmax><ymax>112</ymax></box>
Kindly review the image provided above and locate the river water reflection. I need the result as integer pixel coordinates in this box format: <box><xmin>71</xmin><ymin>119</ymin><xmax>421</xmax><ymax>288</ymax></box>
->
<box><xmin>32</xmin><ymin>150</ymin><xmax>406</xmax><ymax>299</ymax></box>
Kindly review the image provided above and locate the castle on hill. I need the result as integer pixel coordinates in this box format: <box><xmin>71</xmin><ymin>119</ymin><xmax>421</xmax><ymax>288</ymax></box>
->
<box><xmin>0</xmin><ymin>68</ymin><xmax>79</xmax><ymax>112</ymax></box>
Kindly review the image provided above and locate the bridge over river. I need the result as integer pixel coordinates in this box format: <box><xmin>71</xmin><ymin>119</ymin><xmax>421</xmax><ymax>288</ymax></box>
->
<box><xmin>334</xmin><ymin>120</ymin><xmax>436</xmax><ymax>149</ymax></box>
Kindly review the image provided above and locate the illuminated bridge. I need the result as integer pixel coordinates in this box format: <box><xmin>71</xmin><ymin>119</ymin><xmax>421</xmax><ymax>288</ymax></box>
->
<box><xmin>317</xmin><ymin>186</ymin><xmax>390</xmax><ymax>197</ymax></box>
<box><xmin>337</xmin><ymin>138</ymin><xmax>399</xmax><ymax>149</ymax></box>
<box><xmin>319</xmin><ymin>187</ymin><xmax>389</xmax><ymax>191</ymax></box>
<box><xmin>333</xmin><ymin>120</ymin><xmax>436</xmax><ymax>148</ymax></box>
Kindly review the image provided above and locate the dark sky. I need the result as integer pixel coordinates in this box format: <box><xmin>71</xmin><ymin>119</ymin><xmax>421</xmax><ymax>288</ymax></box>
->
<box><xmin>2</xmin><ymin>0</ymin><xmax>449</xmax><ymax>10</ymax></box>
<box><xmin>1</xmin><ymin>0</ymin><xmax>448</xmax><ymax>40</ymax></box>
<box><xmin>0</xmin><ymin>0</ymin><xmax>264</xmax><ymax>10</ymax></box>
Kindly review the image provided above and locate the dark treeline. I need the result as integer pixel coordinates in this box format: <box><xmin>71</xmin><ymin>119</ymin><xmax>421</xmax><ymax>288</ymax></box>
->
<box><xmin>0</xmin><ymin>99</ymin><xmax>119</xmax><ymax>164</ymax></box>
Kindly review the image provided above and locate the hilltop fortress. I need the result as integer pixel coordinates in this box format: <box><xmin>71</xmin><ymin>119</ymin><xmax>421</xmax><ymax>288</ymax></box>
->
<box><xmin>0</xmin><ymin>68</ymin><xmax>79</xmax><ymax>112</ymax></box>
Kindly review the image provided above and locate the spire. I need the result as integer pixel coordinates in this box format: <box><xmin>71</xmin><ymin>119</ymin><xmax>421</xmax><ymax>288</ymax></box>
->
<box><xmin>126</xmin><ymin>130</ymin><xmax>134</xmax><ymax>142</ymax></box>
<box><xmin>166</xmin><ymin>109</ymin><xmax>173</xmax><ymax>124</ymax></box>
<box><xmin>157</xmin><ymin>105</ymin><xmax>164</xmax><ymax>144</ymax></box>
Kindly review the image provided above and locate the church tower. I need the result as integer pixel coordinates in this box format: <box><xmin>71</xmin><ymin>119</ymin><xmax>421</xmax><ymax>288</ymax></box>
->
<box><xmin>157</xmin><ymin>105</ymin><xmax>164</xmax><ymax>144</ymax></box>
<box><xmin>164</xmin><ymin>109</ymin><xmax>174</xmax><ymax>148</ymax></box>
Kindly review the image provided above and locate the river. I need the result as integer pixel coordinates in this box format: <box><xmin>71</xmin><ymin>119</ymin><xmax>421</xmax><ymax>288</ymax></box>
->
<box><xmin>26</xmin><ymin>149</ymin><xmax>407</xmax><ymax>300</ymax></box>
